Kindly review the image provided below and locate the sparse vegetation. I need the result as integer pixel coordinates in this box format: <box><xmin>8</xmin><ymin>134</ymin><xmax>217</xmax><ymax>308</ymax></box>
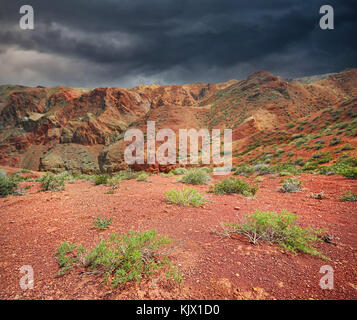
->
<box><xmin>210</xmin><ymin>177</ymin><xmax>258</xmax><ymax>196</ymax></box>
<box><xmin>164</xmin><ymin>188</ymin><xmax>208</xmax><ymax>207</ymax></box>
<box><xmin>222</xmin><ymin>210</ymin><xmax>328</xmax><ymax>259</ymax></box>
<box><xmin>330</xmin><ymin>137</ymin><xmax>341</xmax><ymax>146</ymax></box>
<box><xmin>0</xmin><ymin>175</ymin><xmax>18</xmax><ymax>197</ymax></box>
<box><xmin>136</xmin><ymin>172</ymin><xmax>149</xmax><ymax>181</ymax></box>
<box><xmin>340</xmin><ymin>191</ymin><xmax>357</xmax><ymax>202</ymax></box>
<box><xmin>55</xmin><ymin>230</ymin><xmax>182</xmax><ymax>287</ymax></box>
<box><xmin>55</xmin><ymin>242</ymin><xmax>85</xmax><ymax>275</ymax></box>
<box><xmin>179</xmin><ymin>168</ymin><xmax>211</xmax><ymax>185</ymax></box>
<box><xmin>280</xmin><ymin>177</ymin><xmax>302</xmax><ymax>193</ymax></box>
<box><xmin>94</xmin><ymin>174</ymin><xmax>110</xmax><ymax>185</ymax></box>
<box><xmin>93</xmin><ymin>216</ymin><xmax>113</xmax><ymax>230</ymax></box>
<box><xmin>171</xmin><ymin>168</ymin><xmax>188</xmax><ymax>175</ymax></box>
<box><xmin>39</xmin><ymin>173</ymin><xmax>65</xmax><ymax>191</ymax></box>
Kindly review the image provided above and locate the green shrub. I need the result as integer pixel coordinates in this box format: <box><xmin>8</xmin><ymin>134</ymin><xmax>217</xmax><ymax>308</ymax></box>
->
<box><xmin>56</xmin><ymin>171</ymin><xmax>74</xmax><ymax>181</ymax></box>
<box><xmin>85</xmin><ymin>230</ymin><xmax>181</xmax><ymax>287</ymax></box>
<box><xmin>93</xmin><ymin>216</ymin><xmax>113</xmax><ymax>230</ymax></box>
<box><xmin>271</xmin><ymin>163</ymin><xmax>301</xmax><ymax>175</ymax></box>
<box><xmin>136</xmin><ymin>173</ymin><xmax>149</xmax><ymax>181</ymax></box>
<box><xmin>340</xmin><ymin>191</ymin><xmax>357</xmax><ymax>201</ymax></box>
<box><xmin>0</xmin><ymin>175</ymin><xmax>18</xmax><ymax>197</ymax></box>
<box><xmin>95</xmin><ymin>174</ymin><xmax>110</xmax><ymax>185</ymax></box>
<box><xmin>223</xmin><ymin>210</ymin><xmax>327</xmax><ymax>259</ymax></box>
<box><xmin>280</xmin><ymin>177</ymin><xmax>302</xmax><ymax>193</ymax></box>
<box><xmin>338</xmin><ymin>166</ymin><xmax>357</xmax><ymax>179</ymax></box>
<box><xmin>164</xmin><ymin>188</ymin><xmax>208</xmax><ymax>207</ymax></box>
<box><xmin>318</xmin><ymin>166</ymin><xmax>335</xmax><ymax>175</ymax></box>
<box><xmin>114</xmin><ymin>170</ymin><xmax>138</xmax><ymax>181</ymax></box>
<box><xmin>39</xmin><ymin>173</ymin><xmax>65</xmax><ymax>191</ymax></box>
<box><xmin>252</xmin><ymin>164</ymin><xmax>274</xmax><ymax>175</ymax></box>
<box><xmin>233</xmin><ymin>164</ymin><xmax>254</xmax><ymax>176</ymax></box>
<box><xmin>303</xmin><ymin>162</ymin><xmax>318</xmax><ymax>171</ymax></box>
<box><xmin>341</xmin><ymin>145</ymin><xmax>354</xmax><ymax>151</ymax></box>
<box><xmin>330</xmin><ymin>137</ymin><xmax>341</xmax><ymax>146</ymax></box>
<box><xmin>211</xmin><ymin>177</ymin><xmax>258</xmax><ymax>196</ymax></box>
<box><xmin>171</xmin><ymin>168</ymin><xmax>188</xmax><ymax>175</ymax></box>
<box><xmin>310</xmin><ymin>152</ymin><xmax>333</xmax><ymax>164</ymax></box>
<box><xmin>55</xmin><ymin>231</ymin><xmax>182</xmax><ymax>286</ymax></box>
<box><xmin>179</xmin><ymin>169</ymin><xmax>211</xmax><ymax>185</ymax></box>
<box><xmin>55</xmin><ymin>242</ymin><xmax>85</xmax><ymax>275</ymax></box>
<box><xmin>294</xmin><ymin>157</ymin><xmax>305</xmax><ymax>167</ymax></box>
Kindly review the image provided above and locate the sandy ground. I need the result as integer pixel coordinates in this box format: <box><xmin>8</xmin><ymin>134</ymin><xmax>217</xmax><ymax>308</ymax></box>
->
<box><xmin>0</xmin><ymin>173</ymin><xmax>356</xmax><ymax>300</ymax></box>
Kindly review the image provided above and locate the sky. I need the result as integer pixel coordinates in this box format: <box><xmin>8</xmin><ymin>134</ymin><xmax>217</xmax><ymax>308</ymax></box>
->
<box><xmin>0</xmin><ymin>0</ymin><xmax>356</xmax><ymax>88</ymax></box>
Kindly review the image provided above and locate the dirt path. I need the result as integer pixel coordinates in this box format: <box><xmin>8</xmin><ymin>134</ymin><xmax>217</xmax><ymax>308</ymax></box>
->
<box><xmin>0</xmin><ymin>173</ymin><xmax>356</xmax><ymax>299</ymax></box>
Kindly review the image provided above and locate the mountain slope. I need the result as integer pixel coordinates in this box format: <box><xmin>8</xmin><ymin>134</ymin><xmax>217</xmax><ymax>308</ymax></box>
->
<box><xmin>0</xmin><ymin>68</ymin><xmax>356</xmax><ymax>173</ymax></box>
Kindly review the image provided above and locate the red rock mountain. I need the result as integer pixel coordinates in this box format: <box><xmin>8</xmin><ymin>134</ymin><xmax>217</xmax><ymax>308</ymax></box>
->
<box><xmin>0</xmin><ymin>69</ymin><xmax>356</xmax><ymax>173</ymax></box>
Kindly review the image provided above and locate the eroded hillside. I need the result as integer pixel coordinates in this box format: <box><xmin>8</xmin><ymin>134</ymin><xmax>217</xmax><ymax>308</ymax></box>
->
<box><xmin>0</xmin><ymin>69</ymin><xmax>356</xmax><ymax>173</ymax></box>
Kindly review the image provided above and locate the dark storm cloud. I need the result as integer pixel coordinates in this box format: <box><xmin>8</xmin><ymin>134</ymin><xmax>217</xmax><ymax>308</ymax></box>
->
<box><xmin>0</xmin><ymin>0</ymin><xmax>356</xmax><ymax>87</ymax></box>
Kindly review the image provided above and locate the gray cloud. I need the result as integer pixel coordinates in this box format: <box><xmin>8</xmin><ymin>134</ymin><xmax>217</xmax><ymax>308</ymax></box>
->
<box><xmin>0</xmin><ymin>0</ymin><xmax>356</xmax><ymax>88</ymax></box>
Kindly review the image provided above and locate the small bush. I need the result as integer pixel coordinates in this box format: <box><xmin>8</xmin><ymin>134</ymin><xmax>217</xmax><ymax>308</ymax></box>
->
<box><xmin>136</xmin><ymin>173</ymin><xmax>149</xmax><ymax>181</ymax></box>
<box><xmin>0</xmin><ymin>176</ymin><xmax>18</xmax><ymax>197</ymax></box>
<box><xmin>294</xmin><ymin>157</ymin><xmax>305</xmax><ymax>167</ymax></box>
<box><xmin>86</xmin><ymin>230</ymin><xmax>182</xmax><ymax>287</ymax></box>
<box><xmin>341</xmin><ymin>145</ymin><xmax>354</xmax><ymax>151</ymax></box>
<box><xmin>318</xmin><ymin>166</ymin><xmax>335</xmax><ymax>175</ymax></box>
<box><xmin>198</xmin><ymin>167</ymin><xmax>213</xmax><ymax>173</ymax></box>
<box><xmin>340</xmin><ymin>191</ymin><xmax>357</xmax><ymax>201</ymax></box>
<box><xmin>115</xmin><ymin>170</ymin><xmax>138</xmax><ymax>181</ymax></box>
<box><xmin>159</xmin><ymin>171</ymin><xmax>175</xmax><ymax>178</ymax></box>
<box><xmin>233</xmin><ymin>164</ymin><xmax>254</xmax><ymax>176</ymax></box>
<box><xmin>164</xmin><ymin>188</ymin><xmax>208</xmax><ymax>207</ymax></box>
<box><xmin>171</xmin><ymin>168</ymin><xmax>188</xmax><ymax>175</ymax></box>
<box><xmin>253</xmin><ymin>164</ymin><xmax>274</xmax><ymax>175</ymax></box>
<box><xmin>211</xmin><ymin>177</ymin><xmax>258</xmax><ymax>196</ymax></box>
<box><xmin>39</xmin><ymin>173</ymin><xmax>65</xmax><ymax>191</ymax></box>
<box><xmin>55</xmin><ymin>242</ymin><xmax>85</xmax><ymax>275</ymax></box>
<box><xmin>95</xmin><ymin>174</ymin><xmax>110</xmax><ymax>185</ymax></box>
<box><xmin>303</xmin><ymin>162</ymin><xmax>318</xmax><ymax>171</ymax></box>
<box><xmin>107</xmin><ymin>170</ymin><xmax>139</xmax><ymax>185</ymax></box>
<box><xmin>93</xmin><ymin>216</ymin><xmax>112</xmax><ymax>230</ymax></box>
<box><xmin>56</xmin><ymin>171</ymin><xmax>74</xmax><ymax>181</ymax></box>
<box><xmin>55</xmin><ymin>230</ymin><xmax>182</xmax><ymax>287</ymax></box>
<box><xmin>330</xmin><ymin>137</ymin><xmax>341</xmax><ymax>146</ymax></box>
<box><xmin>338</xmin><ymin>166</ymin><xmax>357</xmax><ymax>180</ymax></box>
<box><xmin>280</xmin><ymin>177</ymin><xmax>302</xmax><ymax>193</ymax></box>
<box><xmin>179</xmin><ymin>169</ymin><xmax>210</xmax><ymax>185</ymax></box>
<box><xmin>223</xmin><ymin>210</ymin><xmax>327</xmax><ymax>259</ymax></box>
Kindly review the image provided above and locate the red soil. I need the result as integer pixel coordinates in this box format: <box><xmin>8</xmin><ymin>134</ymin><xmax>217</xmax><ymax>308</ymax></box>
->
<box><xmin>0</xmin><ymin>173</ymin><xmax>356</xmax><ymax>300</ymax></box>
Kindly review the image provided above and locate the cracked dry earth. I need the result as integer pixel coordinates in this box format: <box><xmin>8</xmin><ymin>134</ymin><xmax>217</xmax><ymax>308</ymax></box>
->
<box><xmin>0</xmin><ymin>173</ymin><xmax>356</xmax><ymax>300</ymax></box>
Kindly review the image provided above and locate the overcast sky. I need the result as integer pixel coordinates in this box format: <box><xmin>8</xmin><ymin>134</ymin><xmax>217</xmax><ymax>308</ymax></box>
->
<box><xmin>0</xmin><ymin>0</ymin><xmax>356</xmax><ymax>88</ymax></box>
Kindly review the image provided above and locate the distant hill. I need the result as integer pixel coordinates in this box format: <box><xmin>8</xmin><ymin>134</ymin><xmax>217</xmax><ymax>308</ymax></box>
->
<box><xmin>0</xmin><ymin>68</ymin><xmax>356</xmax><ymax>173</ymax></box>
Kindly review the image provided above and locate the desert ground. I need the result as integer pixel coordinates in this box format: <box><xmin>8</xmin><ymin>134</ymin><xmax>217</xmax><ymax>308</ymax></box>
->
<box><xmin>0</xmin><ymin>169</ymin><xmax>356</xmax><ymax>300</ymax></box>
